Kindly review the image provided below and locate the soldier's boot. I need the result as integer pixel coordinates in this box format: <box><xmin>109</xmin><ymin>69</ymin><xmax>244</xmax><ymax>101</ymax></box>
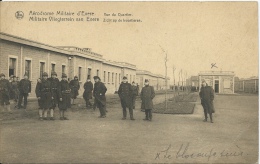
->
<box><xmin>148</xmin><ymin>109</ymin><xmax>152</xmax><ymax>121</ymax></box>
<box><xmin>50</xmin><ymin>109</ymin><xmax>54</xmax><ymax>120</ymax></box>
<box><xmin>129</xmin><ymin>108</ymin><xmax>135</xmax><ymax>120</ymax></box>
<box><xmin>209</xmin><ymin>114</ymin><xmax>213</xmax><ymax>123</ymax></box>
<box><xmin>122</xmin><ymin>108</ymin><xmax>127</xmax><ymax>120</ymax></box>
<box><xmin>43</xmin><ymin>109</ymin><xmax>48</xmax><ymax>120</ymax></box>
<box><xmin>203</xmin><ymin>112</ymin><xmax>207</xmax><ymax>122</ymax></box>
<box><xmin>143</xmin><ymin>110</ymin><xmax>149</xmax><ymax>121</ymax></box>
<box><xmin>39</xmin><ymin>109</ymin><xmax>43</xmax><ymax>120</ymax></box>
<box><xmin>63</xmin><ymin>111</ymin><xmax>69</xmax><ymax>120</ymax></box>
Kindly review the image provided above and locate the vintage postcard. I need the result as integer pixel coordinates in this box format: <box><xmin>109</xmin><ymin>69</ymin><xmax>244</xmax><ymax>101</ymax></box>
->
<box><xmin>0</xmin><ymin>1</ymin><xmax>258</xmax><ymax>163</ymax></box>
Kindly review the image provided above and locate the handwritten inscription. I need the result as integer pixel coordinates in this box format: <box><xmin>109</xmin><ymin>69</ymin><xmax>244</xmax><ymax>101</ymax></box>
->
<box><xmin>155</xmin><ymin>143</ymin><xmax>245</xmax><ymax>161</ymax></box>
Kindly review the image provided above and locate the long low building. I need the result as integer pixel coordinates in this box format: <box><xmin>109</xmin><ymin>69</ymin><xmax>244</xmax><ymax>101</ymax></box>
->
<box><xmin>235</xmin><ymin>76</ymin><xmax>258</xmax><ymax>93</ymax></box>
<box><xmin>136</xmin><ymin>70</ymin><xmax>170</xmax><ymax>91</ymax></box>
<box><xmin>0</xmin><ymin>32</ymin><xmax>167</xmax><ymax>97</ymax></box>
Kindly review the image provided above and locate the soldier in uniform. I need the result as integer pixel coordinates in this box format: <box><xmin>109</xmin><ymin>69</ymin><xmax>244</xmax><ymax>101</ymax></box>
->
<box><xmin>17</xmin><ymin>73</ymin><xmax>31</xmax><ymax>110</ymax></box>
<box><xmin>11</xmin><ymin>76</ymin><xmax>19</xmax><ymax>104</ymax></box>
<box><xmin>48</xmin><ymin>71</ymin><xmax>59</xmax><ymax>118</ymax></box>
<box><xmin>83</xmin><ymin>76</ymin><xmax>93</xmax><ymax>109</ymax></box>
<box><xmin>35</xmin><ymin>78</ymin><xmax>43</xmax><ymax>120</ymax></box>
<box><xmin>199</xmin><ymin>80</ymin><xmax>215</xmax><ymax>123</ymax></box>
<box><xmin>0</xmin><ymin>73</ymin><xmax>12</xmax><ymax>112</ymax></box>
<box><xmin>58</xmin><ymin>73</ymin><xmax>71</xmax><ymax>120</ymax></box>
<box><xmin>93</xmin><ymin>76</ymin><xmax>107</xmax><ymax>118</ymax></box>
<box><xmin>131</xmin><ymin>81</ymin><xmax>138</xmax><ymax>109</ymax></box>
<box><xmin>140</xmin><ymin>79</ymin><xmax>155</xmax><ymax>121</ymax></box>
<box><xmin>118</xmin><ymin>76</ymin><xmax>135</xmax><ymax>120</ymax></box>
<box><xmin>69</xmin><ymin>76</ymin><xmax>80</xmax><ymax>105</ymax></box>
<box><xmin>36</xmin><ymin>72</ymin><xmax>54</xmax><ymax>120</ymax></box>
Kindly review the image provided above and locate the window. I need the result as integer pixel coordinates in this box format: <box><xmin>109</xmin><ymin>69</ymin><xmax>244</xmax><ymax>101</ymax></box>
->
<box><xmin>51</xmin><ymin>63</ymin><xmax>55</xmax><ymax>72</ymax></box>
<box><xmin>78</xmin><ymin>67</ymin><xmax>82</xmax><ymax>81</ymax></box>
<box><xmin>40</xmin><ymin>62</ymin><xmax>45</xmax><ymax>77</ymax></box>
<box><xmin>130</xmin><ymin>75</ymin><xmax>132</xmax><ymax>83</ymax></box>
<box><xmin>108</xmin><ymin>72</ymin><xmax>110</xmax><ymax>83</ymax></box>
<box><xmin>25</xmin><ymin>60</ymin><xmax>31</xmax><ymax>79</ymax></box>
<box><xmin>62</xmin><ymin>65</ymin><xmax>66</xmax><ymax>74</ymax></box>
<box><xmin>112</xmin><ymin>73</ymin><xmax>114</xmax><ymax>83</ymax></box>
<box><xmin>88</xmin><ymin>68</ymin><xmax>92</xmax><ymax>79</ymax></box>
<box><xmin>97</xmin><ymin>69</ymin><xmax>99</xmax><ymax>76</ymax></box>
<box><xmin>126</xmin><ymin>74</ymin><xmax>128</xmax><ymax>79</ymax></box>
<box><xmin>104</xmin><ymin>71</ymin><xmax>106</xmax><ymax>82</ymax></box>
<box><xmin>119</xmin><ymin>73</ymin><xmax>121</xmax><ymax>83</ymax></box>
<box><xmin>133</xmin><ymin>75</ymin><xmax>136</xmax><ymax>82</ymax></box>
<box><xmin>9</xmin><ymin>58</ymin><xmax>17</xmax><ymax>77</ymax></box>
<box><xmin>115</xmin><ymin>73</ymin><xmax>118</xmax><ymax>84</ymax></box>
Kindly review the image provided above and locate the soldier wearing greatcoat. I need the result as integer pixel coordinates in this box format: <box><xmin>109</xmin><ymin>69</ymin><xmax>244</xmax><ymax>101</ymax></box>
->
<box><xmin>11</xmin><ymin>76</ymin><xmax>19</xmax><ymax>104</ymax></box>
<box><xmin>118</xmin><ymin>76</ymin><xmax>135</xmax><ymax>120</ymax></box>
<box><xmin>131</xmin><ymin>81</ymin><xmax>138</xmax><ymax>110</ymax></box>
<box><xmin>48</xmin><ymin>71</ymin><xmax>59</xmax><ymax>116</ymax></box>
<box><xmin>93</xmin><ymin>76</ymin><xmax>107</xmax><ymax>118</ymax></box>
<box><xmin>199</xmin><ymin>80</ymin><xmax>215</xmax><ymax>123</ymax></box>
<box><xmin>58</xmin><ymin>73</ymin><xmax>71</xmax><ymax>120</ymax></box>
<box><xmin>140</xmin><ymin>79</ymin><xmax>155</xmax><ymax>121</ymax></box>
<box><xmin>35</xmin><ymin>78</ymin><xmax>43</xmax><ymax>119</ymax></box>
<box><xmin>17</xmin><ymin>73</ymin><xmax>31</xmax><ymax>110</ymax></box>
<box><xmin>69</xmin><ymin>76</ymin><xmax>80</xmax><ymax>105</ymax></box>
<box><xmin>0</xmin><ymin>73</ymin><xmax>12</xmax><ymax>112</ymax></box>
<box><xmin>83</xmin><ymin>76</ymin><xmax>93</xmax><ymax>108</ymax></box>
<box><xmin>36</xmin><ymin>72</ymin><xmax>54</xmax><ymax>120</ymax></box>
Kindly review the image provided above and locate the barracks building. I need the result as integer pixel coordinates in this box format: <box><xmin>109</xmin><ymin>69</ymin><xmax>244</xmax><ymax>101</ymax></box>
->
<box><xmin>0</xmin><ymin>32</ymin><xmax>169</xmax><ymax>98</ymax></box>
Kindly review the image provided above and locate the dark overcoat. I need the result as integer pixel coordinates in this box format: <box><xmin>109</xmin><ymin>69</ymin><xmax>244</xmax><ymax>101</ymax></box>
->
<box><xmin>35</xmin><ymin>81</ymin><xmax>42</xmax><ymax>108</ymax></box>
<box><xmin>18</xmin><ymin>79</ymin><xmax>31</xmax><ymax>94</ymax></box>
<box><xmin>48</xmin><ymin>77</ymin><xmax>60</xmax><ymax>105</ymax></box>
<box><xmin>131</xmin><ymin>85</ymin><xmax>138</xmax><ymax>96</ymax></box>
<box><xmin>83</xmin><ymin>81</ymin><xmax>93</xmax><ymax>100</ymax></box>
<box><xmin>69</xmin><ymin>79</ymin><xmax>80</xmax><ymax>99</ymax></box>
<box><xmin>35</xmin><ymin>79</ymin><xmax>52</xmax><ymax>109</ymax></box>
<box><xmin>0</xmin><ymin>79</ymin><xmax>11</xmax><ymax>104</ymax></box>
<box><xmin>199</xmin><ymin>86</ymin><xmax>214</xmax><ymax>114</ymax></box>
<box><xmin>93</xmin><ymin>81</ymin><xmax>107</xmax><ymax>106</ymax></box>
<box><xmin>10</xmin><ymin>81</ymin><xmax>19</xmax><ymax>99</ymax></box>
<box><xmin>140</xmin><ymin>85</ymin><xmax>155</xmax><ymax>109</ymax></box>
<box><xmin>118</xmin><ymin>82</ymin><xmax>133</xmax><ymax>108</ymax></box>
<box><xmin>58</xmin><ymin>80</ymin><xmax>71</xmax><ymax>110</ymax></box>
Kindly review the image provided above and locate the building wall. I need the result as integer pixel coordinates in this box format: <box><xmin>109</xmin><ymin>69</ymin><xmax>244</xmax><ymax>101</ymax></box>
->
<box><xmin>102</xmin><ymin>63</ymin><xmax>123</xmax><ymax>94</ymax></box>
<box><xmin>199</xmin><ymin>75</ymin><xmax>234</xmax><ymax>94</ymax></box>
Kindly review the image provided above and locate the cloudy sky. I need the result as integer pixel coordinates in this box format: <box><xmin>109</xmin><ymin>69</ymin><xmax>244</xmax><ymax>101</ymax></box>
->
<box><xmin>1</xmin><ymin>2</ymin><xmax>258</xmax><ymax>82</ymax></box>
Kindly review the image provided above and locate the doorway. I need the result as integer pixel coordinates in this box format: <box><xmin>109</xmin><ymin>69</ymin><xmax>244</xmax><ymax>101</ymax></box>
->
<box><xmin>214</xmin><ymin>80</ymin><xmax>219</xmax><ymax>93</ymax></box>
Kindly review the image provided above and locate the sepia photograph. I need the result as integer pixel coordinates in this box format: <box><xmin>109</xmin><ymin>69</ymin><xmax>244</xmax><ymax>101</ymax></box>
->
<box><xmin>0</xmin><ymin>1</ymin><xmax>258</xmax><ymax>163</ymax></box>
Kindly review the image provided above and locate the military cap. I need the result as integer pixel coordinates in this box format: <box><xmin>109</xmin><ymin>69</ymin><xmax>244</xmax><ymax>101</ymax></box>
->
<box><xmin>74</xmin><ymin>76</ymin><xmax>78</xmax><ymax>79</ymax></box>
<box><xmin>123</xmin><ymin>76</ymin><xmax>127</xmax><ymax>80</ymax></box>
<box><xmin>51</xmin><ymin>71</ymin><xmax>57</xmax><ymax>76</ymax></box>
<box><xmin>93</xmin><ymin>76</ymin><xmax>100</xmax><ymax>80</ymax></box>
<box><xmin>132</xmin><ymin>81</ymin><xmax>135</xmax><ymax>84</ymax></box>
<box><xmin>145</xmin><ymin>79</ymin><xmax>149</xmax><ymax>82</ymax></box>
<box><xmin>62</xmin><ymin>73</ymin><xmax>67</xmax><ymax>78</ymax></box>
<box><xmin>42</xmin><ymin>72</ymin><xmax>48</xmax><ymax>77</ymax></box>
<box><xmin>0</xmin><ymin>73</ymin><xmax>5</xmax><ymax>77</ymax></box>
<box><xmin>87</xmin><ymin>75</ymin><xmax>91</xmax><ymax>80</ymax></box>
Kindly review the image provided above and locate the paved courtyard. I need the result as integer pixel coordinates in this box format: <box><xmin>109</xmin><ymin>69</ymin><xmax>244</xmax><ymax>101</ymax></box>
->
<box><xmin>0</xmin><ymin>93</ymin><xmax>258</xmax><ymax>163</ymax></box>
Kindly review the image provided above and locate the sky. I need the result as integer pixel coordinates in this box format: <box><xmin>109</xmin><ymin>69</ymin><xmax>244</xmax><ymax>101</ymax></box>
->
<box><xmin>1</xmin><ymin>2</ymin><xmax>258</xmax><ymax>82</ymax></box>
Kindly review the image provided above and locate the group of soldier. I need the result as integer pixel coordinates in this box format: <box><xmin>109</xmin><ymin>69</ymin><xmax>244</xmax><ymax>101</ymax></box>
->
<box><xmin>0</xmin><ymin>72</ymin><xmax>156</xmax><ymax>121</ymax></box>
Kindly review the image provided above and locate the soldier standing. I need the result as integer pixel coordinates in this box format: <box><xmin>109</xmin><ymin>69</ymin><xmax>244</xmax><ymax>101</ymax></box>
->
<box><xmin>11</xmin><ymin>76</ymin><xmax>19</xmax><ymax>108</ymax></box>
<box><xmin>58</xmin><ymin>73</ymin><xmax>71</xmax><ymax>120</ymax></box>
<box><xmin>118</xmin><ymin>76</ymin><xmax>135</xmax><ymax>120</ymax></box>
<box><xmin>35</xmin><ymin>78</ymin><xmax>43</xmax><ymax>120</ymax></box>
<box><xmin>17</xmin><ymin>73</ymin><xmax>31</xmax><ymax>110</ymax></box>
<box><xmin>36</xmin><ymin>72</ymin><xmax>53</xmax><ymax>120</ymax></box>
<box><xmin>69</xmin><ymin>76</ymin><xmax>80</xmax><ymax>105</ymax></box>
<box><xmin>0</xmin><ymin>73</ymin><xmax>12</xmax><ymax>112</ymax></box>
<box><xmin>131</xmin><ymin>81</ymin><xmax>138</xmax><ymax>109</ymax></box>
<box><xmin>83</xmin><ymin>76</ymin><xmax>93</xmax><ymax>109</ymax></box>
<box><xmin>140</xmin><ymin>79</ymin><xmax>155</xmax><ymax>121</ymax></box>
<box><xmin>199</xmin><ymin>80</ymin><xmax>215</xmax><ymax>123</ymax></box>
<box><xmin>48</xmin><ymin>71</ymin><xmax>59</xmax><ymax>118</ymax></box>
<box><xmin>93</xmin><ymin>76</ymin><xmax>107</xmax><ymax>118</ymax></box>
